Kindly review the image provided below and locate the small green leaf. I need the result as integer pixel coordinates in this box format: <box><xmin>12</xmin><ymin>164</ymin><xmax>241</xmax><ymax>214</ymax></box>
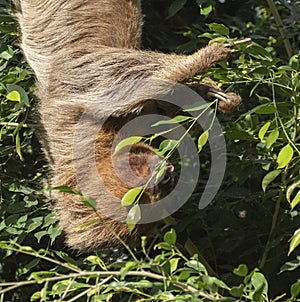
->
<box><xmin>49</xmin><ymin>186</ymin><xmax>81</xmax><ymax>195</ymax></box>
<box><xmin>81</xmin><ymin>197</ymin><xmax>97</xmax><ymax>210</ymax></box>
<box><xmin>183</xmin><ymin>102</ymin><xmax>211</xmax><ymax>112</ymax></box>
<box><xmin>289</xmin><ymin>228</ymin><xmax>300</xmax><ymax>255</ymax></box>
<box><xmin>246</xmin><ymin>43</ymin><xmax>272</xmax><ymax>61</ymax></box>
<box><xmin>255</xmin><ymin>104</ymin><xmax>276</xmax><ymax>114</ymax></box>
<box><xmin>121</xmin><ymin>187</ymin><xmax>143</xmax><ymax>207</ymax></box>
<box><xmin>251</xmin><ymin>272</ymin><xmax>268</xmax><ymax>294</ymax></box>
<box><xmin>258</xmin><ymin>121</ymin><xmax>271</xmax><ymax>141</ymax></box>
<box><xmin>126</xmin><ymin>204</ymin><xmax>141</xmax><ymax>232</ymax></box>
<box><xmin>266</xmin><ymin>129</ymin><xmax>279</xmax><ymax>149</ymax></box>
<box><xmin>120</xmin><ymin>261</ymin><xmax>138</xmax><ymax>279</ymax></box>
<box><xmin>276</xmin><ymin>144</ymin><xmax>293</xmax><ymax>169</ymax></box>
<box><xmin>170</xmin><ymin>258</ymin><xmax>180</xmax><ymax>274</ymax></box>
<box><xmin>158</xmin><ymin>139</ymin><xmax>178</xmax><ymax>155</ymax></box>
<box><xmin>6</xmin><ymin>90</ymin><xmax>21</xmax><ymax>102</ymax></box>
<box><xmin>152</xmin><ymin>115</ymin><xmax>192</xmax><ymax>127</ymax></box>
<box><xmin>291</xmin><ymin>191</ymin><xmax>300</xmax><ymax>210</ymax></box>
<box><xmin>186</xmin><ymin>260</ymin><xmax>207</xmax><ymax>274</ymax></box>
<box><xmin>291</xmin><ymin>280</ymin><xmax>300</xmax><ymax>299</ymax></box>
<box><xmin>85</xmin><ymin>255</ymin><xmax>107</xmax><ymax>270</ymax></box>
<box><xmin>198</xmin><ymin>130</ymin><xmax>209</xmax><ymax>152</ymax></box>
<box><xmin>262</xmin><ymin>169</ymin><xmax>282</xmax><ymax>192</ymax></box>
<box><xmin>155</xmin><ymin>161</ymin><xmax>167</xmax><ymax>184</ymax></box>
<box><xmin>164</xmin><ymin>228</ymin><xmax>177</xmax><ymax>245</ymax></box>
<box><xmin>6</xmin><ymin>84</ymin><xmax>30</xmax><ymax>106</ymax></box>
<box><xmin>75</xmin><ymin>219</ymin><xmax>98</xmax><ymax>232</ymax></box>
<box><xmin>200</xmin><ymin>4</ymin><xmax>213</xmax><ymax>16</ymax></box>
<box><xmin>15</xmin><ymin>132</ymin><xmax>23</xmax><ymax>160</ymax></box>
<box><xmin>208</xmin><ymin>23</ymin><xmax>229</xmax><ymax>36</ymax></box>
<box><xmin>233</xmin><ymin>264</ymin><xmax>248</xmax><ymax>277</ymax></box>
<box><xmin>113</xmin><ymin>136</ymin><xmax>143</xmax><ymax>155</ymax></box>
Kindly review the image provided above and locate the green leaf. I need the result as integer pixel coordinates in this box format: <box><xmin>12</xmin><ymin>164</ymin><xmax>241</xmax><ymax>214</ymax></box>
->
<box><xmin>152</xmin><ymin>115</ymin><xmax>192</xmax><ymax>127</ymax></box>
<box><xmin>208</xmin><ymin>23</ymin><xmax>229</xmax><ymax>36</ymax></box>
<box><xmin>233</xmin><ymin>264</ymin><xmax>248</xmax><ymax>277</ymax></box>
<box><xmin>126</xmin><ymin>204</ymin><xmax>141</xmax><ymax>232</ymax></box>
<box><xmin>15</xmin><ymin>131</ymin><xmax>23</xmax><ymax>160</ymax></box>
<box><xmin>198</xmin><ymin>130</ymin><xmax>209</xmax><ymax>152</ymax></box>
<box><xmin>121</xmin><ymin>187</ymin><xmax>143</xmax><ymax>206</ymax></box>
<box><xmin>6</xmin><ymin>84</ymin><xmax>30</xmax><ymax>107</ymax></box>
<box><xmin>279</xmin><ymin>257</ymin><xmax>300</xmax><ymax>274</ymax></box>
<box><xmin>289</xmin><ymin>228</ymin><xmax>300</xmax><ymax>255</ymax></box>
<box><xmin>6</xmin><ymin>90</ymin><xmax>21</xmax><ymax>102</ymax></box>
<box><xmin>158</xmin><ymin>139</ymin><xmax>178</xmax><ymax>155</ymax></box>
<box><xmin>291</xmin><ymin>280</ymin><xmax>300</xmax><ymax>299</ymax></box>
<box><xmin>230</xmin><ymin>285</ymin><xmax>245</xmax><ymax>298</ymax></box>
<box><xmin>113</xmin><ymin>136</ymin><xmax>143</xmax><ymax>155</ymax></box>
<box><xmin>155</xmin><ymin>161</ymin><xmax>167</xmax><ymax>183</ymax></box>
<box><xmin>170</xmin><ymin>258</ymin><xmax>180</xmax><ymax>274</ymax></box>
<box><xmin>81</xmin><ymin>197</ymin><xmax>97</xmax><ymax>210</ymax></box>
<box><xmin>291</xmin><ymin>191</ymin><xmax>300</xmax><ymax>210</ymax></box>
<box><xmin>120</xmin><ymin>261</ymin><xmax>138</xmax><ymax>279</ymax></box>
<box><xmin>262</xmin><ymin>169</ymin><xmax>282</xmax><ymax>192</ymax></box>
<box><xmin>164</xmin><ymin>228</ymin><xmax>177</xmax><ymax>245</ymax></box>
<box><xmin>258</xmin><ymin>121</ymin><xmax>271</xmax><ymax>141</ymax></box>
<box><xmin>49</xmin><ymin>186</ymin><xmax>81</xmax><ymax>195</ymax></box>
<box><xmin>251</xmin><ymin>272</ymin><xmax>268</xmax><ymax>294</ymax></box>
<box><xmin>266</xmin><ymin>129</ymin><xmax>279</xmax><ymax>149</ymax></box>
<box><xmin>254</xmin><ymin>104</ymin><xmax>276</xmax><ymax>114</ymax></box>
<box><xmin>183</xmin><ymin>102</ymin><xmax>211</xmax><ymax>112</ymax></box>
<box><xmin>85</xmin><ymin>255</ymin><xmax>107</xmax><ymax>270</ymax></box>
<box><xmin>200</xmin><ymin>4</ymin><xmax>213</xmax><ymax>16</ymax></box>
<box><xmin>276</xmin><ymin>144</ymin><xmax>293</xmax><ymax>169</ymax></box>
<box><xmin>186</xmin><ymin>260</ymin><xmax>207</xmax><ymax>274</ymax></box>
<box><xmin>168</xmin><ymin>0</ymin><xmax>187</xmax><ymax>18</ymax></box>
<box><xmin>246</xmin><ymin>43</ymin><xmax>272</xmax><ymax>61</ymax></box>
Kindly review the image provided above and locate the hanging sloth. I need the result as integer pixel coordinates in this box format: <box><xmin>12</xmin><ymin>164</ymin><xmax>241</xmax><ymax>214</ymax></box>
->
<box><xmin>14</xmin><ymin>0</ymin><xmax>242</xmax><ymax>251</ymax></box>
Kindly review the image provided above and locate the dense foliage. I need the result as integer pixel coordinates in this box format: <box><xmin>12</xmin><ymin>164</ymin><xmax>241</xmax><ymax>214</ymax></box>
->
<box><xmin>0</xmin><ymin>0</ymin><xmax>299</xmax><ymax>301</ymax></box>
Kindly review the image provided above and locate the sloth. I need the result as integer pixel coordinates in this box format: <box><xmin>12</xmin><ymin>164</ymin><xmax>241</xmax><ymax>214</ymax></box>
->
<box><xmin>14</xmin><ymin>0</ymin><xmax>242</xmax><ymax>251</ymax></box>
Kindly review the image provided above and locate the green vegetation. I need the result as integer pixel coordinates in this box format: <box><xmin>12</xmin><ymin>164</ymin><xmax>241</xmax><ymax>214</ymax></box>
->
<box><xmin>0</xmin><ymin>0</ymin><xmax>299</xmax><ymax>301</ymax></box>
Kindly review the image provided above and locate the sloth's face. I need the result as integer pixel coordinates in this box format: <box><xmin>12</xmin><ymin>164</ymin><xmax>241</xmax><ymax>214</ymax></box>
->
<box><xmin>113</xmin><ymin>142</ymin><xmax>175</xmax><ymax>193</ymax></box>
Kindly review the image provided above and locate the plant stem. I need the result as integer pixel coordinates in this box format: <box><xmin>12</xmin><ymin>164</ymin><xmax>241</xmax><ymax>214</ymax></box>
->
<box><xmin>266</xmin><ymin>0</ymin><xmax>293</xmax><ymax>58</ymax></box>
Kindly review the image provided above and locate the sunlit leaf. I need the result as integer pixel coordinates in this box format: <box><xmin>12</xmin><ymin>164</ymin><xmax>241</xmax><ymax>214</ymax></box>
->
<box><xmin>113</xmin><ymin>136</ymin><xmax>143</xmax><ymax>155</ymax></box>
<box><xmin>266</xmin><ymin>129</ymin><xmax>279</xmax><ymax>149</ymax></box>
<box><xmin>81</xmin><ymin>197</ymin><xmax>97</xmax><ymax>210</ymax></box>
<box><xmin>208</xmin><ymin>23</ymin><xmax>229</xmax><ymax>36</ymax></box>
<box><xmin>6</xmin><ymin>90</ymin><xmax>20</xmax><ymax>102</ymax></box>
<box><xmin>289</xmin><ymin>228</ymin><xmax>300</xmax><ymax>256</ymax></box>
<box><xmin>233</xmin><ymin>264</ymin><xmax>248</xmax><ymax>277</ymax></box>
<box><xmin>164</xmin><ymin>228</ymin><xmax>177</xmax><ymax>245</ymax></box>
<box><xmin>126</xmin><ymin>204</ymin><xmax>141</xmax><ymax>232</ymax></box>
<box><xmin>291</xmin><ymin>191</ymin><xmax>300</xmax><ymax>210</ymax></box>
<box><xmin>262</xmin><ymin>169</ymin><xmax>282</xmax><ymax>192</ymax></box>
<box><xmin>258</xmin><ymin>121</ymin><xmax>271</xmax><ymax>141</ymax></box>
<box><xmin>152</xmin><ymin>115</ymin><xmax>192</xmax><ymax>127</ymax></box>
<box><xmin>198</xmin><ymin>130</ymin><xmax>209</xmax><ymax>152</ymax></box>
<box><xmin>170</xmin><ymin>258</ymin><xmax>180</xmax><ymax>274</ymax></box>
<box><xmin>276</xmin><ymin>144</ymin><xmax>293</xmax><ymax>169</ymax></box>
<box><xmin>121</xmin><ymin>187</ymin><xmax>143</xmax><ymax>207</ymax></box>
<box><xmin>15</xmin><ymin>132</ymin><xmax>23</xmax><ymax>160</ymax></box>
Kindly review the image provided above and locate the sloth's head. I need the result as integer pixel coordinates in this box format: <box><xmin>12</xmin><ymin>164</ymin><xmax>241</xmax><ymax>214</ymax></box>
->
<box><xmin>112</xmin><ymin>142</ymin><xmax>175</xmax><ymax>200</ymax></box>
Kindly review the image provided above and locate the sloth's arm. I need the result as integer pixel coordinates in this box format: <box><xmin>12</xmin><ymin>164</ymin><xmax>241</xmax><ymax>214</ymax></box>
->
<box><xmin>46</xmin><ymin>43</ymin><xmax>231</xmax><ymax>97</ymax></box>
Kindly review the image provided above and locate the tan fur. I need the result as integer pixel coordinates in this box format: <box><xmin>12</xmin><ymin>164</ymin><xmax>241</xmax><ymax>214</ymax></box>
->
<box><xmin>14</xmin><ymin>0</ymin><xmax>241</xmax><ymax>251</ymax></box>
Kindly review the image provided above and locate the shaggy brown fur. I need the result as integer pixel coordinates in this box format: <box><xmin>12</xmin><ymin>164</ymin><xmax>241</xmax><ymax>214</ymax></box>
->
<box><xmin>14</xmin><ymin>0</ymin><xmax>242</xmax><ymax>251</ymax></box>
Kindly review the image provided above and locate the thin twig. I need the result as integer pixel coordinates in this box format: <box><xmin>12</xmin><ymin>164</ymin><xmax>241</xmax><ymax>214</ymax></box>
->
<box><xmin>0</xmin><ymin>122</ymin><xmax>30</xmax><ymax>128</ymax></box>
<box><xmin>0</xmin><ymin>270</ymin><xmax>215</xmax><ymax>300</ymax></box>
<box><xmin>266</xmin><ymin>0</ymin><xmax>293</xmax><ymax>58</ymax></box>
